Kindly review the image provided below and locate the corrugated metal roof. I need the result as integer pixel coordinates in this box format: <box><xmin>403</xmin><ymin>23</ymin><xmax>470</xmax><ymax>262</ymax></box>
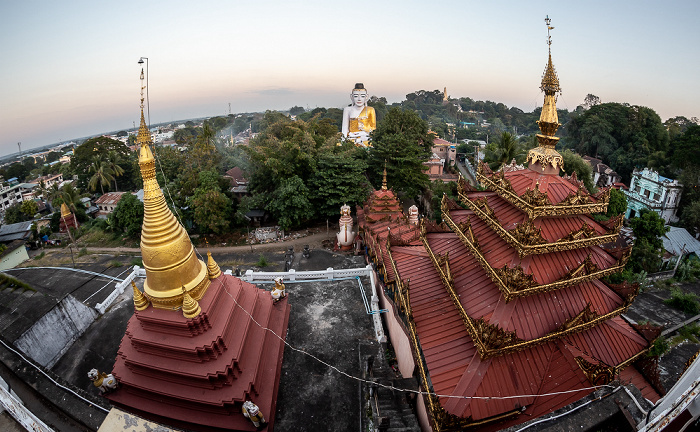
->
<box><xmin>663</xmin><ymin>226</ymin><xmax>700</xmax><ymax>257</ymax></box>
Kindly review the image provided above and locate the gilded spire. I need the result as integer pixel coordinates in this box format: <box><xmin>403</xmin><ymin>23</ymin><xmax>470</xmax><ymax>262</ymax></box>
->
<box><xmin>527</xmin><ymin>15</ymin><xmax>564</xmax><ymax>174</ymax></box>
<box><xmin>207</xmin><ymin>252</ymin><xmax>222</xmax><ymax>279</ymax></box>
<box><xmin>381</xmin><ymin>161</ymin><xmax>388</xmax><ymax>191</ymax></box>
<box><xmin>132</xmin><ymin>281</ymin><xmax>149</xmax><ymax>311</ymax></box>
<box><xmin>60</xmin><ymin>203</ymin><xmax>71</xmax><ymax>218</ymax></box>
<box><xmin>181</xmin><ymin>286</ymin><xmax>201</xmax><ymax>319</ymax></box>
<box><xmin>137</xmin><ymin>70</ymin><xmax>210</xmax><ymax>310</ymax></box>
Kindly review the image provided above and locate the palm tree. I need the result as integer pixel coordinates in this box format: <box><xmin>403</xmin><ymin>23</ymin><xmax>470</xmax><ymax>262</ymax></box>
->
<box><xmin>60</xmin><ymin>183</ymin><xmax>81</xmax><ymax>213</ymax></box>
<box><xmin>105</xmin><ymin>151</ymin><xmax>125</xmax><ymax>192</ymax></box>
<box><xmin>484</xmin><ymin>131</ymin><xmax>525</xmax><ymax>170</ymax></box>
<box><xmin>88</xmin><ymin>159</ymin><xmax>115</xmax><ymax>195</ymax></box>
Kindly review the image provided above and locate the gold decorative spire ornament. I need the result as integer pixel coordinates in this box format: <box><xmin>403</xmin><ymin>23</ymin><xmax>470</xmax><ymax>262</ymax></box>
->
<box><xmin>131</xmin><ymin>281</ymin><xmax>149</xmax><ymax>311</ymax></box>
<box><xmin>136</xmin><ymin>69</ymin><xmax>210</xmax><ymax>310</ymax></box>
<box><xmin>207</xmin><ymin>252</ymin><xmax>222</xmax><ymax>279</ymax></box>
<box><xmin>526</xmin><ymin>15</ymin><xmax>564</xmax><ymax>174</ymax></box>
<box><xmin>381</xmin><ymin>161</ymin><xmax>388</xmax><ymax>191</ymax></box>
<box><xmin>181</xmin><ymin>286</ymin><xmax>201</xmax><ymax>319</ymax></box>
<box><xmin>60</xmin><ymin>203</ymin><xmax>71</xmax><ymax>218</ymax></box>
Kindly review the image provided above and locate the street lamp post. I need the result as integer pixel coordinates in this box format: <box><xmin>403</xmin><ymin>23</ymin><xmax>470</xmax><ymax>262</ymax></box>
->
<box><xmin>137</xmin><ymin>57</ymin><xmax>150</xmax><ymax>128</ymax></box>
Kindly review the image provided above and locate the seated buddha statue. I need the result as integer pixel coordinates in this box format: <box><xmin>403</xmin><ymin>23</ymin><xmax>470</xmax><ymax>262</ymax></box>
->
<box><xmin>341</xmin><ymin>83</ymin><xmax>376</xmax><ymax>147</ymax></box>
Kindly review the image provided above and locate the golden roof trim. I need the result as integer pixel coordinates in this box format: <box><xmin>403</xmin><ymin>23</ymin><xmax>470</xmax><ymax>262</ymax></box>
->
<box><xmin>476</xmin><ymin>165</ymin><xmax>610</xmax><ymax>218</ymax></box>
<box><xmin>459</xmin><ymin>192</ymin><xmax>621</xmax><ymax>257</ymax></box>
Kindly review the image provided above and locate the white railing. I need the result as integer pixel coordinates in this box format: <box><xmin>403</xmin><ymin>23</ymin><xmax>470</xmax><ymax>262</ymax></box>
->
<box><xmin>242</xmin><ymin>265</ymin><xmax>386</xmax><ymax>343</ymax></box>
<box><xmin>0</xmin><ymin>376</ymin><xmax>54</xmax><ymax>432</ymax></box>
<box><xmin>95</xmin><ymin>266</ymin><xmax>144</xmax><ymax>315</ymax></box>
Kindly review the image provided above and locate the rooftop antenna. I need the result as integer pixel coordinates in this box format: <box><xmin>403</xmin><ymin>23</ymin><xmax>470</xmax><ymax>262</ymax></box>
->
<box><xmin>18</xmin><ymin>142</ymin><xmax>22</xmax><ymax>162</ymax></box>
<box><xmin>545</xmin><ymin>15</ymin><xmax>554</xmax><ymax>52</ymax></box>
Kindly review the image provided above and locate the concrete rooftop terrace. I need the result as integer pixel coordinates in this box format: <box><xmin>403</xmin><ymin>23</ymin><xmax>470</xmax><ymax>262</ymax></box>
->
<box><xmin>1</xmin><ymin>248</ymin><xmax>379</xmax><ymax>431</ymax></box>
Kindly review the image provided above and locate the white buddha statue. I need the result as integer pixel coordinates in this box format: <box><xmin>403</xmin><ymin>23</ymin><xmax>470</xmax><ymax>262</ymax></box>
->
<box><xmin>342</xmin><ymin>83</ymin><xmax>376</xmax><ymax>147</ymax></box>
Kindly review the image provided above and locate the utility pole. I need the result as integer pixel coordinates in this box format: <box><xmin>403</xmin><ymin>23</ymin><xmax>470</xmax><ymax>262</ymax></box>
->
<box><xmin>17</xmin><ymin>142</ymin><xmax>22</xmax><ymax>162</ymax></box>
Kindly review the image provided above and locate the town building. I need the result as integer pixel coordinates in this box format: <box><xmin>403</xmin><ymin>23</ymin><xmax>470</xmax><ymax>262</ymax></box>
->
<box><xmin>30</xmin><ymin>173</ymin><xmax>63</xmax><ymax>189</ymax></box>
<box><xmin>224</xmin><ymin>166</ymin><xmax>249</xmax><ymax>199</ymax></box>
<box><xmin>59</xmin><ymin>203</ymin><xmax>79</xmax><ymax>233</ymax></box>
<box><xmin>106</xmin><ymin>79</ymin><xmax>290</xmax><ymax>431</ymax></box>
<box><xmin>358</xmin><ymin>32</ymin><xmax>661</xmax><ymax>431</ymax></box>
<box><xmin>582</xmin><ymin>156</ymin><xmax>622</xmax><ymax>188</ymax></box>
<box><xmin>624</xmin><ymin>167</ymin><xmax>682</xmax><ymax>223</ymax></box>
<box><xmin>0</xmin><ymin>183</ymin><xmax>25</xmax><ymax>213</ymax></box>
<box><xmin>0</xmin><ymin>240</ymin><xmax>30</xmax><ymax>271</ymax></box>
<box><xmin>94</xmin><ymin>192</ymin><xmax>126</xmax><ymax>218</ymax></box>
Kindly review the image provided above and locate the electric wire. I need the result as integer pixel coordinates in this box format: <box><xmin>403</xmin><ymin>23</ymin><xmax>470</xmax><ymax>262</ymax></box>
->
<box><xmin>0</xmin><ymin>338</ymin><xmax>110</xmax><ymax>413</ymax></box>
<box><xmin>219</xmin><ymin>276</ymin><xmax>616</xmax><ymax>402</ymax></box>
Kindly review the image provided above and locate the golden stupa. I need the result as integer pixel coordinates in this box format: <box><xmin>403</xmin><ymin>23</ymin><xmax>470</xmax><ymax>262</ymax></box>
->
<box><xmin>136</xmin><ymin>69</ymin><xmax>209</xmax><ymax>310</ymax></box>
<box><xmin>526</xmin><ymin>16</ymin><xmax>564</xmax><ymax>175</ymax></box>
<box><xmin>60</xmin><ymin>203</ymin><xmax>72</xmax><ymax>218</ymax></box>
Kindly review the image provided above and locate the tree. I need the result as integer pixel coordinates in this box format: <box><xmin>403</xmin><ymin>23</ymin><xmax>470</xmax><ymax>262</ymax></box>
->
<box><xmin>88</xmin><ymin>159</ymin><xmax>115</xmax><ymax>195</ymax></box>
<box><xmin>681</xmin><ymin>201</ymin><xmax>700</xmax><ymax>237</ymax></box>
<box><xmin>671</xmin><ymin>125</ymin><xmax>700</xmax><ymax>170</ymax></box>
<box><xmin>484</xmin><ymin>131</ymin><xmax>525</xmax><ymax>170</ymax></box>
<box><xmin>368</xmin><ymin>107</ymin><xmax>432</xmax><ymax>197</ymax></box>
<box><xmin>606</xmin><ymin>188</ymin><xmax>627</xmax><ymax>217</ymax></box>
<box><xmin>189</xmin><ymin>170</ymin><xmax>233</xmax><ymax>235</ymax></box>
<box><xmin>266</xmin><ymin>176</ymin><xmax>314</xmax><ymax>231</ymax></box>
<box><xmin>3</xmin><ymin>202</ymin><xmax>26</xmax><ymax>224</ymax></box>
<box><xmin>560</xmin><ymin>149</ymin><xmax>595</xmax><ymax>193</ymax></box>
<box><xmin>627</xmin><ymin>209</ymin><xmax>668</xmax><ymax>273</ymax></box>
<box><xmin>308</xmin><ymin>148</ymin><xmax>370</xmax><ymax>218</ymax></box>
<box><xmin>105</xmin><ymin>151</ymin><xmax>125</xmax><ymax>191</ymax></box>
<box><xmin>71</xmin><ymin>136</ymin><xmax>130</xmax><ymax>190</ymax></box>
<box><xmin>59</xmin><ymin>183</ymin><xmax>81</xmax><ymax>213</ymax></box>
<box><xmin>289</xmin><ymin>106</ymin><xmax>305</xmax><ymax>116</ymax></box>
<box><xmin>20</xmin><ymin>200</ymin><xmax>38</xmax><ymax>218</ymax></box>
<box><xmin>112</xmin><ymin>193</ymin><xmax>144</xmax><ymax>238</ymax></box>
<box><xmin>581</xmin><ymin>94</ymin><xmax>601</xmax><ymax>110</ymax></box>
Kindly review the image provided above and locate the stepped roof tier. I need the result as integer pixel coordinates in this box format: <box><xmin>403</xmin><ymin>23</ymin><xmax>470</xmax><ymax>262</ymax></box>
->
<box><xmin>358</xmin><ymin>19</ymin><xmax>662</xmax><ymax>431</ymax></box>
<box><xmin>107</xmin><ymin>70</ymin><xmax>290</xmax><ymax>432</ymax></box>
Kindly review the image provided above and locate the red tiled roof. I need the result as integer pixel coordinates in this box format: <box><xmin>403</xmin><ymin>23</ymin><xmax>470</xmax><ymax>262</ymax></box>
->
<box><xmin>95</xmin><ymin>191</ymin><xmax>127</xmax><ymax>206</ymax></box>
<box><xmin>505</xmin><ymin>169</ymin><xmax>595</xmax><ymax>205</ymax></box>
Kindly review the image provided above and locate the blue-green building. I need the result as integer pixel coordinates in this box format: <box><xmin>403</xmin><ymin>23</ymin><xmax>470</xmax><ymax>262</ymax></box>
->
<box><xmin>624</xmin><ymin>167</ymin><xmax>682</xmax><ymax>223</ymax></box>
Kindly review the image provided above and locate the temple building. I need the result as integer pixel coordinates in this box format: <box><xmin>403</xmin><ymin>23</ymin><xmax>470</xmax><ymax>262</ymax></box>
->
<box><xmin>358</xmin><ymin>20</ymin><xmax>662</xmax><ymax>431</ymax></box>
<box><xmin>106</xmin><ymin>71</ymin><xmax>290</xmax><ymax>431</ymax></box>
<box><xmin>59</xmin><ymin>202</ymin><xmax>79</xmax><ymax>232</ymax></box>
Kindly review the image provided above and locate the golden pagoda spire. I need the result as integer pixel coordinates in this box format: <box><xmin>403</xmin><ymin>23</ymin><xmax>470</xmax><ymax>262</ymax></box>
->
<box><xmin>207</xmin><ymin>251</ymin><xmax>222</xmax><ymax>279</ymax></box>
<box><xmin>60</xmin><ymin>203</ymin><xmax>71</xmax><ymax>218</ymax></box>
<box><xmin>526</xmin><ymin>15</ymin><xmax>564</xmax><ymax>174</ymax></box>
<box><xmin>381</xmin><ymin>160</ymin><xmax>388</xmax><ymax>191</ymax></box>
<box><xmin>136</xmin><ymin>69</ymin><xmax>210</xmax><ymax>310</ymax></box>
<box><xmin>131</xmin><ymin>281</ymin><xmax>149</xmax><ymax>311</ymax></box>
<box><xmin>181</xmin><ymin>286</ymin><xmax>201</xmax><ymax>319</ymax></box>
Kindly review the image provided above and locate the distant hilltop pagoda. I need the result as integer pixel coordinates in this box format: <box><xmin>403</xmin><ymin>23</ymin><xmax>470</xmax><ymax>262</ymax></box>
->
<box><xmin>357</xmin><ymin>17</ymin><xmax>662</xmax><ymax>431</ymax></box>
<box><xmin>107</xmin><ymin>69</ymin><xmax>290</xmax><ymax>432</ymax></box>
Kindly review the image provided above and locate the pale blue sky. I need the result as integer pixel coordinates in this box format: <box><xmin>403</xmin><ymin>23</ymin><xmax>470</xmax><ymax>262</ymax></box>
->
<box><xmin>1</xmin><ymin>1</ymin><xmax>698</xmax><ymax>156</ymax></box>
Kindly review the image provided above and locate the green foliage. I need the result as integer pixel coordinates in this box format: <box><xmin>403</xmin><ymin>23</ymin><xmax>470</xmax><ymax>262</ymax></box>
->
<box><xmin>78</xmin><ymin>247</ymin><xmax>89</xmax><ymax>257</ymax></box>
<box><xmin>112</xmin><ymin>193</ymin><xmax>144</xmax><ymax>238</ymax></box>
<box><xmin>266</xmin><ymin>176</ymin><xmax>313</xmax><ymax>231</ymax></box>
<box><xmin>425</xmin><ymin>180</ymin><xmax>458</xmax><ymax>222</ymax></box>
<box><xmin>0</xmin><ymin>273</ymin><xmax>34</xmax><ymax>292</ymax></box>
<box><xmin>484</xmin><ymin>132</ymin><xmax>525</xmax><ymax>170</ymax></box>
<box><xmin>564</xmin><ymin>103</ymin><xmax>669</xmax><ymax>183</ymax></box>
<box><xmin>671</xmin><ymin>125</ymin><xmax>700</xmax><ymax>170</ymax></box>
<box><xmin>72</xmin><ymin>136</ymin><xmax>130</xmax><ymax>190</ymax></box>
<box><xmin>678</xmin><ymin>324</ymin><xmax>700</xmax><ymax>343</ymax></box>
<box><xmin>289</xmin><ymin>106</ymin><xmax>305</xmax><ymax>116</ymax></box>
<box><xmin>368</xmin><ymin>107</ymin><xmax>432</xmax><ymax>197</ymax></box>
<box><xmin>34</xmin><ymin>252</ymin><xmax>45</xmax><ymax>260</ymax></box>
<box><xmin>4</xmin><ymin>202</ymin><xmax>26</xmax><ymax>224</ymax></box>
<box><xmin>559</xmin><ymin>149</ymin><xmax>595</xmax><ymax>193</ymax></box>
<box><xmin>308</xmin><ymin>148</ymin><xmax>370</xmax><ymax>219</ymax></box>
<box><xmin>648</xmin><ymin>337</ymin><xmax>669</xmax><ymax>357</ymax></box>
<box><xmin>664</xmin><ymin>288</ymin><xmax>700</xmax><ymax>314</ymax></box>
<box><xmin>675</xmin><ymin>259</ymin><xmax>700</xmax><ymax>282</ymax></box>
<box><xmin>191</xmin><ymin>188</ymin><xmax>233</xmax><ymax>234</ymax></box>
<box><xmin>628</xmin><ymin>237</ymin><xmax>664</xmax><ymax>274</ymax></box>
<box><xmin>607</xmin><ymin>188</ymin><xmax>628</xmax><ymax>217</ymax></box>
<box><xmin>20</xmin><ymin>200</ymin><xmax>38</xmax><ymax>218</ymax></box>
<box><xmin>256</xmin><ymin>254</ymin><xmax>268</xmax><ymax>267</ymax></box>
<box><xmin>109</xmin><ymin>260</ymin><xmax>123</xmax><ymax>268</ymax></box>
<box><xmin>630</xmin><ymin>209</ymin><xmax>668</xmax><ymax>250</ymax></box>
<box><xmin>130</xmin><ymin>257</ymin><xmax>143</xmax><ymax>267</ymax></box>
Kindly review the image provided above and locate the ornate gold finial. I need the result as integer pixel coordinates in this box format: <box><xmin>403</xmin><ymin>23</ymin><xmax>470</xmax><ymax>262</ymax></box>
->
<box><xmin>136</xmin><ymin>70</ymin><xmax>210</xmax><ymax>310</ymax></box>
<box><xmin>527</xmin><ymin>15</ymin><xmax>564</xmax><ymax>174</ymax></box>
<box><xmin>381</xmin><ymin>160</ymin><xmax>388</xmax><ymax>190</ymax></box>
<box><xmin>132</xmin><ymin>281</ymin><xmax>149</xmax><ymax>311</ymax></box>
<box><xmin>60</xmin><ymin>203</ymin><xmax>71</xmax><ymax>218</ymax></box>
<box><xmin>207</xmin><ymin>252</ymin><xmax>221</xmax><ymax>279</ymax></box>
<box><xmin>182</xmin><ymin>286</ymin><xmax>201</xmax><ymax>319</ymax></box>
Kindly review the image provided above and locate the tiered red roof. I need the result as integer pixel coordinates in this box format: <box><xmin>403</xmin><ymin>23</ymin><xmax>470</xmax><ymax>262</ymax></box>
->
<box><xmin>358</xmin><ymin>166</ymin><xmax>661</xmax><ymax>431</ymax></box>
<box><xmin>107</xmin><ymin>275</ymin><xmax>290</xmax><ymax>432</ymax></box>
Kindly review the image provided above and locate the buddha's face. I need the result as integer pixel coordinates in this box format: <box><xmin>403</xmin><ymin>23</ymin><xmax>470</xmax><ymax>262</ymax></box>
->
<box><xmin>351</xmin><ymin>90</ymin><xmax>368</xmax><ymax>107</ymax></box>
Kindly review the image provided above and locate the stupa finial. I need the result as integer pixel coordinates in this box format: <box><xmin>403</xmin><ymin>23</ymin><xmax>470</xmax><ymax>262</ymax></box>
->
<box><xmin>182</xmin><ymin>286</ymin><xmax>202</xmax><ymax>319</ymax></box>
<box><xmin>132</xmin><ymin>281</ymin><xmax>149</xmax><ymax>311</ymax></box>
<box><xmin>136</xmin><ymin>70</ymin><xmax>210</xmax><ymax>310</ymax></box>
<box><xmin>526</xmin><ymin>15</ymin><xmax>564</xmax><ymax>174</ymax></box>
<box><xmin>381</xmin><ymin>160</ymin><xmax>388</xmax><ymax>191</ymax></box>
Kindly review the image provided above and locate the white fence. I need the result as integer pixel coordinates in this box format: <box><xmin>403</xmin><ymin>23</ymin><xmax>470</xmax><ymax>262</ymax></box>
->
<box><xmin>95</xmin><ymin>266</ymin><xmax>145</xmax><ymax>315</ymax></box>
<box><xmin>243</xmin><ymin>265</ymin><xmax>386</xmax><ymax>343</ymax></box>
<box><xmin>0</xmin><ymin>375</ymin><xmax>54</xmax><ymax>432</ymax></box>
